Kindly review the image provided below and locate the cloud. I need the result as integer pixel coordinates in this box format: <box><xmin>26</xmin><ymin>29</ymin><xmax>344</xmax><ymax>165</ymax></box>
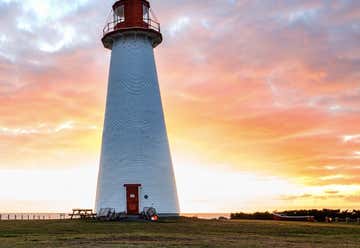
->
<box><xmin>0</xmin><ymin>121</ymin><xmax>97</xmax><ymax>137</ymax></box>
<box><xmin>325</xmin><ymin>190</ymin><xmax>339</xmax><ymax>194</ymax></box>
<box><xmin>0</xmin><ymin>0</ymin><xmax>90</xmax><ymax>21</ymax></box>
<box><xmin>167</xmin><ymin>16</ymin><xmax>190</xmax><ymax>36</ymax></box>
<box><xmin>343</xmin><ymin>134</ymin><xmax>360</xmax><ymax>143</ymax></box>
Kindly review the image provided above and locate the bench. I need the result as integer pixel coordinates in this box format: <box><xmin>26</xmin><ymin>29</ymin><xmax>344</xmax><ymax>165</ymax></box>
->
<box><xmin>69</xmin><ymin>209</ymin><xmax>97</xmax><ymax>220</ymax></box>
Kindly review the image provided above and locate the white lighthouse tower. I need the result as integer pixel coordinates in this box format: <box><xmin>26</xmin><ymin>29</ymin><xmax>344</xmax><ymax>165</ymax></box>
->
<box><xmin>95</xmin><ymin>0</ymin><xmax>180</xmax><ymax>216</ymax></box>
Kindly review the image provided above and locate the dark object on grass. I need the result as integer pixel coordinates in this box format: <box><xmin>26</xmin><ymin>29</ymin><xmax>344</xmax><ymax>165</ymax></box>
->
<box><xmin>141</xmin><ymin>207</ymin><xmax>159</xmax><ymax>222</ymax></box>
<box><xmin>97</xmin><ymin>208</ymin><xmax>126</xmax><ymax>221</ymax></box>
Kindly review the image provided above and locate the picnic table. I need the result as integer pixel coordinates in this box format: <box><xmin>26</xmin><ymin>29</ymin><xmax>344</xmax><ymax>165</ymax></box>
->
<box><xmin>69</xmin><ymin>209</ymin><xmax>97</xmax><ymax>220</ymax></box>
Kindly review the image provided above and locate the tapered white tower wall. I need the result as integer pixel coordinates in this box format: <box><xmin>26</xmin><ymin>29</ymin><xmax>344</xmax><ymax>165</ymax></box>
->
<box><xmin>95</xmin><ymin>33</ymin><xmax>179</xmax><ymax>215</ymax></box>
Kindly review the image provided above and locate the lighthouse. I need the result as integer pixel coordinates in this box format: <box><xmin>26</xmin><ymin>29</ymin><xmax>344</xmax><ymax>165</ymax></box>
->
<box><xmin>95</xmin><ymin>0</ymin><xmax>180</xmax><ymax>216</ymax></box>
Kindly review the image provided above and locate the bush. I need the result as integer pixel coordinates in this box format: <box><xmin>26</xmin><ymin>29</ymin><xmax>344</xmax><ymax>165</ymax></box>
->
<box><xmin>230</xmin><ymin>211</ymin><xmax>273</xmax><ymax>220</ymax></box>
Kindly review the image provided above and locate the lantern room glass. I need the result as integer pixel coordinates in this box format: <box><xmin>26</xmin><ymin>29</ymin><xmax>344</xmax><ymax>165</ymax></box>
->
<box><xmin>143</xmin><ymin>5</ymin><xmax>150</xmax><ymax>23</ymax></box>
<box><xmin>114</xmin><ymin>5</ymin><xmax>125</xmax><ymax>23</ymax></box>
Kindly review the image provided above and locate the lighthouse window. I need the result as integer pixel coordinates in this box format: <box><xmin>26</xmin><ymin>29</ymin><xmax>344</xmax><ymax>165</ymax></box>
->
<box><xmin>144</xmin><ymin>194</ymin><xmax>149</xmax><ymax>199</ymax></box>
<box><xmin>143</xmin><ymin>5</ymin><xmax>150</xmax><ymax>22</ymax></box>
<box><xmin>114</xmin><ymin>5</ymin><xmax>125</xmax><ymax>22</ymax></box>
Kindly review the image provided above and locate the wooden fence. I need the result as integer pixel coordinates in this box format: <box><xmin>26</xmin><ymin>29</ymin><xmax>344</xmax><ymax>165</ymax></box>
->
<box><xmin>0</xmin><ymin>213</ymin><xmax>68</xmax><ymax>221</ymax></box>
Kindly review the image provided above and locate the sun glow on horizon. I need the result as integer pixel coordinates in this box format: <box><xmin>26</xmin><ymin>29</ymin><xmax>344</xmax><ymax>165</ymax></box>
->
<box><xmin>0</xmin><ymin>0</ymin><xmax>359</xmax><ymax>213</ymax></box>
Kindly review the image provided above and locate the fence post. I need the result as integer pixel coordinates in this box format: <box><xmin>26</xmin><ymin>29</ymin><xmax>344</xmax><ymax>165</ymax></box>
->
<box><xmin>357</xmin><ymin>218</ymin><xmax>360</xmax><ymax>224</ymax></box>
<box><xmin>346</xmin><ymin>217</ymin><xmax>350</xmax><ymax>223</ymax></box>
<box><xmin>14</xmin><ymin>215</ymin><xmax>16</xmax><ymax>220</ymax></box>
<box><xmin>335</xmin><ymin>217</ymin><xmax>339</xmax><ymax>223</ymax></box>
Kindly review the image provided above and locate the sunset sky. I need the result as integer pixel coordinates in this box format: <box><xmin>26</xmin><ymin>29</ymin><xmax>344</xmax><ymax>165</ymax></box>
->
<box><xmin>0</xmin><ymin>0</ymin><xmax>359</xmax><ymax>213</ymax></box>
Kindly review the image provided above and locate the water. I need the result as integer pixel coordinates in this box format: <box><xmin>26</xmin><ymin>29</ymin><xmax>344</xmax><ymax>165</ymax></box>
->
<box><xmin>181</xmin><ymin>213</ymin><xmax>230</xmax><ymax>219</ymax></box>
<box><xmin>0</xmin><ymin>213</ymin><xmax>231</xmax><ymax>220</ymax></box>
<box><xmin>181</xmin><ymin>213</ymin><xmax>231</xmax><ymax>219</ymax></box>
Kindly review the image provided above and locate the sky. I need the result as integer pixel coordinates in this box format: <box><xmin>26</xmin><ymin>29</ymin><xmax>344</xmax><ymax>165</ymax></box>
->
<box><xmin>0</xmin><ymin>0</ymin><xmax>359</xmax><ymax>213</ymax></box>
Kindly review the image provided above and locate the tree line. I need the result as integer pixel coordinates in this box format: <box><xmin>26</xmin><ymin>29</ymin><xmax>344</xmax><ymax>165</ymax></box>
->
<box><xmin>231</xmin><ymin>209</ymin><xmax>360</xmax><ymax>221</ymax></box>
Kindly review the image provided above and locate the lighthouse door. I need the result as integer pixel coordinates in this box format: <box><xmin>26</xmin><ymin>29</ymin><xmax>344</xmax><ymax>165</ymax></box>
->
<box><xmin>124</xmin><ymin>184</ymin><xmax>141</xmax><ymax>215</ymax></box>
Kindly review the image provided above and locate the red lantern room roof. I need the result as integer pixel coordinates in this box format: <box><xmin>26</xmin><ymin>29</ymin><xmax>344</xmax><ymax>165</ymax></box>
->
<box><xmin>102</xmin><ymin>0</ymin><xmax>162</xmax><ymax>50</ymax></box>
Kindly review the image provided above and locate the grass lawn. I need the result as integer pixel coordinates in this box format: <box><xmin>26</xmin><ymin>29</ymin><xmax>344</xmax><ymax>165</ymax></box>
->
<box><xmin>0</xmin><ymin>218</ymin><xmax>359</xmax><ymax>247</ymax></box>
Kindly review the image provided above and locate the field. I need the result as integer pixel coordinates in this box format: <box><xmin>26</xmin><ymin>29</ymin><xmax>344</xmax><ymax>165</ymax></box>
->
<box><xmin>0</xmin><ymin>218</ymin><xmax>360</xmax><ymax>247</ymax></box>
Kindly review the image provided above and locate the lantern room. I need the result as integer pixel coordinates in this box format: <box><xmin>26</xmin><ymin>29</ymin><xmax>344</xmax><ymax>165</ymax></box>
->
<box><xmin>102</xmin><ymin>0</ymin><xmax>162</xmax><ymax>49</ymax></box>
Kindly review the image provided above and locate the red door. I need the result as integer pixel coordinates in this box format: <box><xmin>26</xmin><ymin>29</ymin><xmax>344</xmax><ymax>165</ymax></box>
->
<box><xmin>124</xmin><ymin>184</ymin><xmax>141</xmax><ymax>215</ymax></box>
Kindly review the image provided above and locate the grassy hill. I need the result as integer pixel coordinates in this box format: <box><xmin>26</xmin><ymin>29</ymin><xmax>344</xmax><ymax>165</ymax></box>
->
<box><xmin>0</xmin><ymin>218</ymin><xmax>359</xmax><ymax>247</ymax></box>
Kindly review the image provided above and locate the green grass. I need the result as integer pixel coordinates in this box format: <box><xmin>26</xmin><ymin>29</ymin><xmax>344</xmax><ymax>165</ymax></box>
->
<box><xmin>0</xmin><ymin>218</ymin><xmax>359</xmax><ymax>247</ymax></box>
